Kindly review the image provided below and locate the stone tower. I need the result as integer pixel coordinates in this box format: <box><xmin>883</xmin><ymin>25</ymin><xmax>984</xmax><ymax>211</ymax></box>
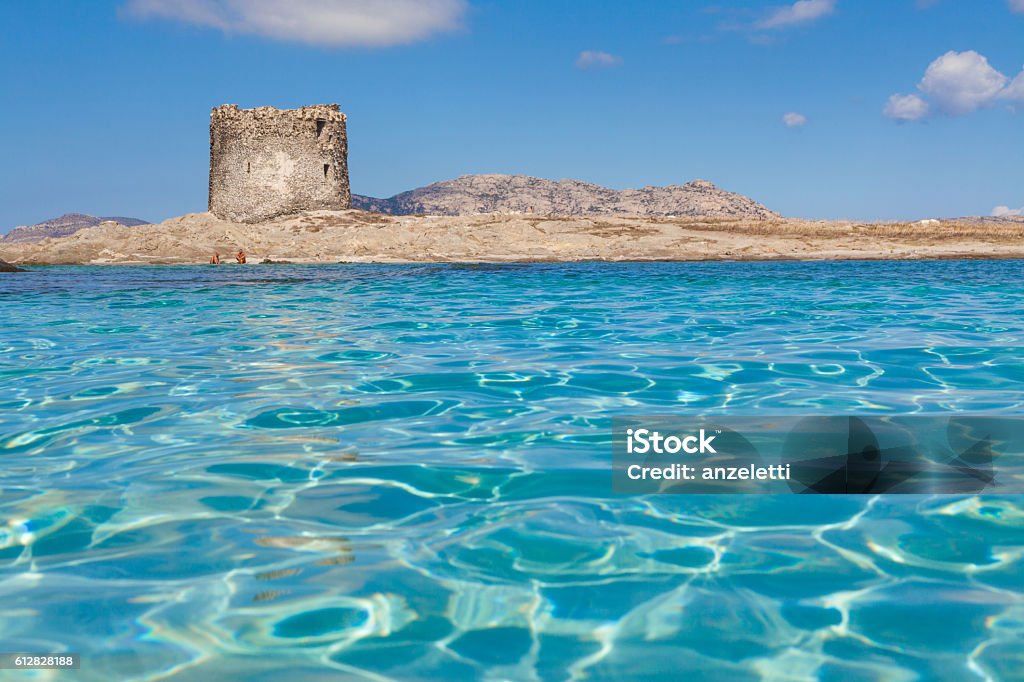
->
<box><xmin>208</xmin><ymin>104</ymin><xmax>350</xmax><ymax>223</ymax></box>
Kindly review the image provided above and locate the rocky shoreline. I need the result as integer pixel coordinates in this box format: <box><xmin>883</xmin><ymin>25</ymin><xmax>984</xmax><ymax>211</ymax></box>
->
<box><xmin>2</xmin><ymin>210</ymin><xmax>1023</xmax><ymax>265</ymax></box>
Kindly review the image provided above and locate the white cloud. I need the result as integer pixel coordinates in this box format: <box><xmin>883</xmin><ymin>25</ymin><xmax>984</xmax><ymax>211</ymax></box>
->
<box><xmin>121</xmin><ymin>0</ymin><xmax>468</xmax><ymax>47</ymax></box>
<box><xmin>782</xmin><ymin>111</ymin><xmax>807</xmax><ymax>127</ymax></box>
<box><xmin>918</xmin><ymin>50</ymin><xmax>1008</xmax><ymax>115</ymax></box>
<box><xmin>993</xmin><ymin>205</ymin><xmax>1024</xmax><ymax>217</ymax></box>
<box><xmin>885</xmin><ymin>50</ymin><xmax>1024</xmax><ymax>121</ymax></box>
<box><xmin>575</xmin><ymin>50</ymin><xmax>622</xmax><ymax>70</ymax></box>
<box><xmin>1000</xmin><ymin>69</ymin><xmax>1024</xmax><ymax>108</ymax></box>
<box><xmin>1011</xmin><ymin>0</ymin><xmax>1024</xmax><ymax>14</ymax></box>
<box><xmin>883</xmin><ymin>93</ymin><xmax>930</xmax><ymax>121</ymax></box>
<box><xmin>757</xmin><ymin>0</ymin><xmax>836</xmax><ymax>29</ymax></box>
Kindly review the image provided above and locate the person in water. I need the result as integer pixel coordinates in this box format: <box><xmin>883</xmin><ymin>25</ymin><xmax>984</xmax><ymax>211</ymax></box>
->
<box><xmin>209</xmin><ymin>252</ymin><xmax>220</xmax><ymax>264</ymax></box>
<box><xmin>235</xmin><ymin>250</ymin><xmax>246</xmax><ymax>264</ymax></box>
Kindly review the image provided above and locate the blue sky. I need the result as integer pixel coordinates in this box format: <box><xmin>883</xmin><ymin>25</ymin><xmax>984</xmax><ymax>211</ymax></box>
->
<box><xmin>1</xmin><ymin>0</ymin><xmax>1023</xmax><ymax>231</ymax></box>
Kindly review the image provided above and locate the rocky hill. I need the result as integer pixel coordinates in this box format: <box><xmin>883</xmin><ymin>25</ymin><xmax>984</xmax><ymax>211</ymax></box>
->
<box><xmin>353</xmin><ymin>174</ymin><xmax>780</xmax><ymax>219</ymax></box>
<box><xmin>2</xmin><ymin>213</ymin><xmax>149</xmax><ymax>244</ymax></box>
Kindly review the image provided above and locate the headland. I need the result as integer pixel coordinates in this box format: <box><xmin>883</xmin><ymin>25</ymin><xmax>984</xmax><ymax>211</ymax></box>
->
<box><xmin>2</xmin><ymin>210</ymin><xmax>1022</xmax><ymax>265</ymax></box>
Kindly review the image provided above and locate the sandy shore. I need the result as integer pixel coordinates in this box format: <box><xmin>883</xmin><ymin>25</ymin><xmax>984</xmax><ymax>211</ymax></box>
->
<box><xmin>2</xmin><ymin>210</ymin><xmax>1024</xmax><ymax>265</ymax></box>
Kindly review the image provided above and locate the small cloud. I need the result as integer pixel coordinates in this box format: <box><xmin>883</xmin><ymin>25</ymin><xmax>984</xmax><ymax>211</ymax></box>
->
<box><xmin>919</xmin><ymin>50</ymin><xmax>1007</xmax><ymax>115</ymax></box>
<box><xmin>993</xmin><ymin>205</ymin><xmax>1024</xmax><ymax>217</ymax></box>
<box><xmin>120</xmin><ymin>0</ymin><xmax>468</xmax><ymax>48</ymax></box>
<box><xmin>782</xmin><ymin>111</ymin><xmax>808</xmax><ymax>128</ymax></box>
<box><xmin>756</xmin><ymin>0</ymin><xmax>836</xmax><ymax>29</ymax></box>
<box><xmin>748</xmin><ymin>33</ymin><xmax>778</xmax><ymax>46</ymax></box>
<box><xmin>575</xmin><ymin>50</ymin><xmax>622</xmax><ymax>70</ymax></box>
<box><xmin>1011</xmin><ymin>0</ymin><xmax>1024</xmax><ymax>14</ymax></box>
<box><xmin>662</xmin><ymin>34</ymin><xmax>716</xmax><ymax>46</ymax></box>
<box><xmin>883</xmin><ymin>93</ymin><xmax>930</xmax><ymax>121</ymax></box>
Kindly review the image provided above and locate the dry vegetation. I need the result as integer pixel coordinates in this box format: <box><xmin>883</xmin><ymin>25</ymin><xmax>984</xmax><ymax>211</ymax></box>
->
<box><xmin>682</xmin><ymin>218</ymin><xmax>1024</xmax><ymax>242</ymax></box>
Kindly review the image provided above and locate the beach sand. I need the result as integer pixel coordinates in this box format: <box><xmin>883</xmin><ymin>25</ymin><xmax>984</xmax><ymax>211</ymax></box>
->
<box><xmin>3</xmin><ymin>210</ymin><xmax>1024</xmax><ymax>265</ymax></box>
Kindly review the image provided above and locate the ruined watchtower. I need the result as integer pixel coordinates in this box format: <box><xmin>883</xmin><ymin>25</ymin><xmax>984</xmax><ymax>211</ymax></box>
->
<box><xmin>208</xmin><ymin>104</ymin><xmax>350</xmax><ymax>223</ymax></box>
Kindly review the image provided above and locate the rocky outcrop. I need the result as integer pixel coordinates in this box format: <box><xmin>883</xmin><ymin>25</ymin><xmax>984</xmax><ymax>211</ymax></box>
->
<box><xmin>0</xmin><ymin>259</ymin><xmax>27</xmax><ymax>272</ymax></box>
<box><xmin>353</xmin><ymin>174</ymin><xmax>780</xmax><ymax>220</ymax></box>
<box><xmin>4</xmin><ymin>210</ymin><xmax>1020</xmax><ymax>265</ymax></box>
<box><xmin>3</xmin><ymin>213</ymin><xmax>149</xmax><ymax>244</ymax></box>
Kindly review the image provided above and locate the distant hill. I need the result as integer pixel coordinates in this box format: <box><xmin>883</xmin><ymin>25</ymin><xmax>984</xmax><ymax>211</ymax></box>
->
<box><xmin>2</xmin><ymin>213</ymin><xmax>149</xmax><ymax>244</ymax></box>
<box><xmin>353</xmin><ymin>174</ymin><xmax>780</xmax><ymax>220</ymax></box>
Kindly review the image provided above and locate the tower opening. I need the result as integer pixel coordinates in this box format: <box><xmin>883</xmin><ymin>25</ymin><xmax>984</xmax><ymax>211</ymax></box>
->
<box><xmin>323</xmin><ymin>164</ymin><xmax>330</xmax><ymax>180</ymax></box>
<box><xmin>246</xmin><ymin>161</ymin><xmax>251</xmax><ymax>173</ymax></box>
<box><xmin>316</xmin><ymin>119</ymin><xmax>326</xmax><ymax>137</ymax></box>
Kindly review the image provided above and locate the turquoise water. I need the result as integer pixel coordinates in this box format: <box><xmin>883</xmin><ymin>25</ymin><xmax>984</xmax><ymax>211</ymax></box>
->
<box><xmin>1</xmin><ymin>261</ymin><xmax>1023</xmax><ymax>681</ymax></box>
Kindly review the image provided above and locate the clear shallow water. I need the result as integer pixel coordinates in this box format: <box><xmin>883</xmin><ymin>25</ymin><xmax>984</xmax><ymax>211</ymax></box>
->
<box><xmin>1</xmin><ymin>261</ymin><xmax>1023</xmax><ymax>681</ymax></box>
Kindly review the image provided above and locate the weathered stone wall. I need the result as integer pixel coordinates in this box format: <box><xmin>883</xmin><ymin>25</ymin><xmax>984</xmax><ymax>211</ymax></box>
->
<box><xmin>209</xmin><ymin>104</ymin><xmax>350</xmax><ymax>223</ymax></box>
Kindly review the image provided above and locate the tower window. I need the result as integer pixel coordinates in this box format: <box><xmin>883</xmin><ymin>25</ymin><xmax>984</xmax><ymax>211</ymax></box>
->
<box><xmin>247</xmin><ymin>161</ymin><xmax>251</xmax><ymax>173</ymax></box>
<box><xmin>316</xmin><ymin>119</ymin><xmax>326</xmax><ymax>137</ymax></box>
<box><xmin>323</xmin><ymin>164</ymin><xmax>330</xmax><ymax>180</ymax></box>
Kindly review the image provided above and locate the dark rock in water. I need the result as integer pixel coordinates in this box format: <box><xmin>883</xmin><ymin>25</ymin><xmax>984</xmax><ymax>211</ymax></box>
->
<box><xmin>2</xmin><ymin>213</ymin><xmax>149</xmax><ymax>244</ymax></box>
<box><xmin>260</xmin><ymin>258</ymin><xmax>294</xmax><ymax>264</ymax></box>
<box><xmin>352</xmin><ymin>173</ymin><xmax>781</xmax><ymax>219</ymax></box>
<box><xmin>0</xmin><ymin>259</ymin><xmax>27</xmax><ymax>272</ymax></box>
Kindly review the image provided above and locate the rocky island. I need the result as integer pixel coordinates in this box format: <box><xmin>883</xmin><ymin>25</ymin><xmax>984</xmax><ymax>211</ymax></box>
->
<box><xmin>2</xmin><ymin>209</ymin><xmax>1022</xmax><ymax>265</ymax></box>
<box><xmin>2</xmin><ymin>213</ymin><xmax>148</xmax><ymax>244</ymax></box>
<box><xmin>4</xmin><ymin>103</ymin><xmax>1022</xmax><ymax>266</ymax></box>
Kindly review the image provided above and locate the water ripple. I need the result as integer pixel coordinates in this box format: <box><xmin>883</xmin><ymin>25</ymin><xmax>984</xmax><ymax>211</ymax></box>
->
<box><xmin>1</xmin><ymin>261</ymin><xmax>1023</xmax><ymax>680</ymax></box>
